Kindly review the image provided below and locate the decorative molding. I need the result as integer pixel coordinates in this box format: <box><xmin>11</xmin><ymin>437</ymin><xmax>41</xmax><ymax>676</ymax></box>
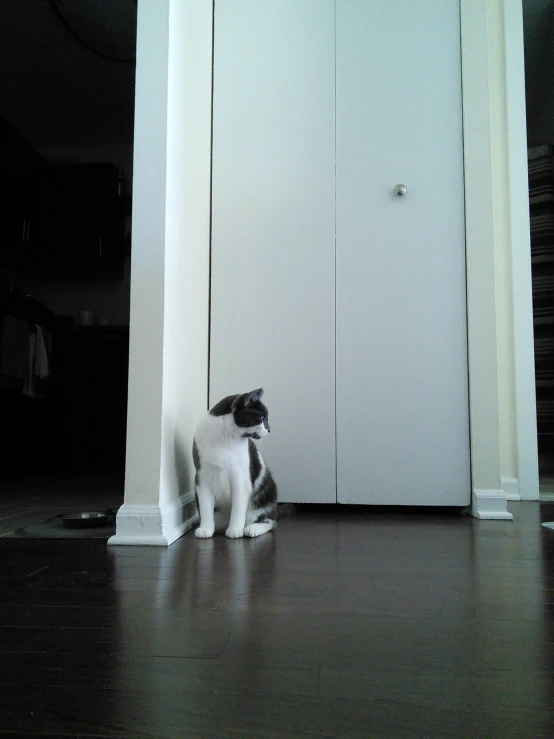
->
<box><xmin>472</xmin><ymin>489</ymin><xmax>513</xmax><ymax>520</ymax></box>
<box><xmin>108</xmin><ymin>492</ymin><xmax>198</xmax><ymax>546</ymax></box>
<box><xmin>502</xmin><ymin>476</ymin><xmax>520</xmax><ymax>501</ymax></box>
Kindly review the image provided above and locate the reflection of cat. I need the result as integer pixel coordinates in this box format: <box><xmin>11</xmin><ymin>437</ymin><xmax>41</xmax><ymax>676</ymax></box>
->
<box><xmin>193</xmin><ymin>388</ymin><xmax>278</xmax><ymax>539</ymax></box>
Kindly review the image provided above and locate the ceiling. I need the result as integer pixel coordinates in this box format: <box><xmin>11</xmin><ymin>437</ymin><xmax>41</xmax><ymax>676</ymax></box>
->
<box><xmin>0</xmin><ymin>0</ymin><xmax>137</xmax><ymax>148</ymax></box>
<box><xmin>0</xmin><ymin>1</ymin><xmax>551</xmax><ymax>150</ymax></box>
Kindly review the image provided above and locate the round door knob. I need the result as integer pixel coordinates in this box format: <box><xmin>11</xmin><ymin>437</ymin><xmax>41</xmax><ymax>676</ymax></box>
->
<box><xmin>394</xmin><ymin>184</ymin><xmax>407</xmax><ymax>197</ymax></box>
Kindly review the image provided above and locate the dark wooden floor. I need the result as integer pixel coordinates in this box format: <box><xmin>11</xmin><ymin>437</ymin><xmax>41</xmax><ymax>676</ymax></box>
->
<box><xmin>1</xmin><ymin>501</ymin><xmax>554</xmax><ymax>738</ymax></box>
<box><xmin>0</xmin><ymin>473</ymin><xmax>123</xmax><ymax>537</ymax></box>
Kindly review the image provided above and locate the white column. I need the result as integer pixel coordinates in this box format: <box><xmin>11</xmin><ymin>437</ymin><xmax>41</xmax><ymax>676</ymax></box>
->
<box><xmin>504</xmin><ymin>0</ymin><xmax>540</xmax><ymax>502</ymax></box>
<box><xmin>461</xmin><ymin>0</ymin><xmax>512</xmax><ymax>519</ymax></box>
<box><xmin>109</xmin><ymin>0</ymin><xmax>213</xmax><ymax>545</ymax></box>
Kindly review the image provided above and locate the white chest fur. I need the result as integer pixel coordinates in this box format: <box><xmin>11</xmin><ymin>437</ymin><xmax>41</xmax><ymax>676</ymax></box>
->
<box><xmin>195</xmin><ymin>415</ymin><xmax>248</xmax><ymax>465</ymax></box>
<box><xmin>194</xmin><ymin>415</ymin><xmax>251</xmax><ymax>498</ymax></box>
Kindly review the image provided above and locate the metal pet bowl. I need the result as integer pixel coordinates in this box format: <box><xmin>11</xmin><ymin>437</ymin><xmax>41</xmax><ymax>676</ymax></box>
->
<box><xmin>62</xmin><ymin>512</ymin><xmax>108</xmax><ymax>529</ymax></box>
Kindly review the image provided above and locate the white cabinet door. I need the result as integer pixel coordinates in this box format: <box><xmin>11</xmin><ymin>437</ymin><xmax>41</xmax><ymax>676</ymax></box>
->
<box><xmin>210</xmin><ymin>0</ymin><xmax>337</xmax><ymax>502</ymax></box>
<box><xmin>211</xmin><ymin>0</ymin><xmax>471</xmax><ymax>507</ymax></box>
<box><xmin>335</xmin><ymin>0</ymin><xmax>471</xmax><ymax>505</ymax></box>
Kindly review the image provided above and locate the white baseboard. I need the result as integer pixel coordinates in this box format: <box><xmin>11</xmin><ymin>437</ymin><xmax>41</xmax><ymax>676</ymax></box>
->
<box><xmin>108</xmin><ymin>492</ymin><xmax>198</xmax><ymax>546</ymax></box>
<box><xmin>472</xmin><ymin>489</ymin><xmax>514</xmax><ymax>520</ymax></box>
<box><xmin>501</xmin><ymin>476</ymin><xmax>520</xmax><ymax>501</ymax></box>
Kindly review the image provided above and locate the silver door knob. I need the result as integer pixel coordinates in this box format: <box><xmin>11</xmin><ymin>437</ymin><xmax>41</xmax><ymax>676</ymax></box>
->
<box><xmin>394</xmin><ymin>184</ymin><xmax>407</xmax><ymax>197</ymax></box>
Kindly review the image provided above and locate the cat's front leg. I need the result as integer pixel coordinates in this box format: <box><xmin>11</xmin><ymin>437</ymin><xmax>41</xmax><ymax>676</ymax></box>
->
<box><xmin>195</xmin><ymin>484</ymin><xmax>215</xmax><ymax>539</ymax></box>
<box><xmin>226</xmin><ymin>472</ymin><xmax>248</xmax><ymax>539</ymax></box>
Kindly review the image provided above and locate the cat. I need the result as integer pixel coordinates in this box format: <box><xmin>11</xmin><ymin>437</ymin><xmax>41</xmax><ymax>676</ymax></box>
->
<box><xmin>193</xmin><ymin>388</ymin><xmax>278</xmax><ymax>539</ymax></box>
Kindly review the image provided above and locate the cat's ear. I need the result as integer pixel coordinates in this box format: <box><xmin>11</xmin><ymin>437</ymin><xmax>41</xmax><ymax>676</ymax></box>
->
<box><xmin>232</xmin><ymin>388</ymin><xmax>264</xmax><ymax>411</ymax></box>
<box><xmin>247</xmin><ymin>387</ymin><xmax>264</xmax><ymax>404</ymax></box>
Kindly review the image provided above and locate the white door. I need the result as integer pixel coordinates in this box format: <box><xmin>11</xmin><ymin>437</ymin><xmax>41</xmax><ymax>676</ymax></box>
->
<box><xmin>209</xmin><ymin>0</ymin><xmax>337</xmax><ymax>503</ymax></box>
<box><xmin>335</xmin><ymin>0</ymin><xmax>470</xmax><ymax>505</ymax></box>
<box><xmin>210</xmin><ymin>0</ymin><xmax>471</xmax><ymax>506</ymax></box>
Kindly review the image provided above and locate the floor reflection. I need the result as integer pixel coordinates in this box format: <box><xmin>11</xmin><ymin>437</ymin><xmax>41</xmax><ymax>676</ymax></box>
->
<box><xmin>103</xmin><ymin>505</ymin><xmax>554</xmax><ymax>734</ymax></box>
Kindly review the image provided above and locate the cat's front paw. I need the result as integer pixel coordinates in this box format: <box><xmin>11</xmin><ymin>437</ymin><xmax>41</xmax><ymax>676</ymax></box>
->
<box><xmin>225</xmin><ymin>526</ymin><xmax>244</xmax><ymax>539</ymax></box>
<box><xmin>195</xmin><ymin>526</ymin><xmax>214</xmax><ymax>539</ymax></box>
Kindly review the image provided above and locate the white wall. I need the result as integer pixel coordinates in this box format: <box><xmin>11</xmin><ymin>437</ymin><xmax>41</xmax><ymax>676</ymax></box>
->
<box><xmin>122</xmin><ymin>0</ymin><xmax>212</xmax><ymax>516</ymax></box>
<box><xmin>484</xmin><ymin>0</ymin><xmax>539</xmax><ymax>500</ymax></box>
<box><xmin>461</xmin><ymin>0</ymin><xmax>503</xmax><ymax>502</ymax></box>
<box><xmin>505</xmin><ymin>0</ymin><xmax>539</xmax><ymax>500</ymax></box>
<box><xmin>122</xmin><ymin>0</ymin><xmax>168</xmax><ymax>507</ymax></box>
<box><xmin>465</xmin><ymin>0</ymin><xmax>539</xmax><ymax>501</ymax></box>
<box><xmin>489</xmin><ymin>0</ymin><xmax>518</xmax><ymax>483</ymax></box>
<box><xmin>159</xmin><ymin>0</ymin><xmax>213</xmax><ymax>506</ymax></box>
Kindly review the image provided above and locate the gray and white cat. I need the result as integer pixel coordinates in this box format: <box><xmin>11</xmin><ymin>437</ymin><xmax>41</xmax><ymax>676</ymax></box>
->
<box><xmin>193</xmin><ymin>388</ymin><xmax>278</xmax><ymax>539</ymax></box>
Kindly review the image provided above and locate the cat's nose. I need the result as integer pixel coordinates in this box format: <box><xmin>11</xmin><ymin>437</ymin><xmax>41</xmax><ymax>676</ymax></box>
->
<box><xmin>266</xmin><ymin>424</ymin><xmax>270</xmax><ymax>433</ymax></box>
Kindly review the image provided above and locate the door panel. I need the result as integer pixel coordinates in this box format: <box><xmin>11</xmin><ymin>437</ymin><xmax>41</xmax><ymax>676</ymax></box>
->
<box><xmin>210</xmin><ymin>0</ymin><xmax>337</xmax><ymax>502</ymax></box>
<box><xmin>335</xmin><ymin>0</ymin><xmax>470</xmax><ymax>505</ymax></box>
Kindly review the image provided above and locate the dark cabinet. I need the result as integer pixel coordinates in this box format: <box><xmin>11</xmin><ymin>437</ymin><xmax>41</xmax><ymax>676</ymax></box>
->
<box><xmin>3</xmin><ymin>175</ymin><xmax>36</xmax><ymax>263</ymax></box>
<box><xmin>0</xmin><ymin>119</ymin><xmax>43</xmax><ymax>269</ymax></box>
<box><xmin>37</xmin><ymin>163</ymin><xmax>125</xmax><ymax>277</ymax></box>
<box><xmin>0</xmin><ymin>118</ymin><xmax>126</xmax><ymax>278</ymax></box>
<box><xmin>0</xmin><ymin>321</ymin><xmax>129</xmax><ymax>478</ymax></box>
<box><xmin>53</xmin><ymin>326</ymin><xmax>129</xmax><ymax>471</ymax></box>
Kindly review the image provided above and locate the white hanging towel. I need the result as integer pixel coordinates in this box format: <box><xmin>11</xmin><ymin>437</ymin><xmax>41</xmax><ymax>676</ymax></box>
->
<box><xmin>34</xmin><ymin>326</ymin><xmax>49</xmax><ymax>379</ymax></box>
<box><xmin>23</xmin><ymin>325</ymin><xmax>50</xmax><ymax>397</ymax></box>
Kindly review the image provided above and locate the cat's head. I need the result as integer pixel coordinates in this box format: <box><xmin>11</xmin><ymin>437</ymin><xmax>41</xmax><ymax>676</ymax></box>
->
<box><xmin>231</xmin><ymin>388</ymin><xmax>270</xmax><ymax>440</ymax></box>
